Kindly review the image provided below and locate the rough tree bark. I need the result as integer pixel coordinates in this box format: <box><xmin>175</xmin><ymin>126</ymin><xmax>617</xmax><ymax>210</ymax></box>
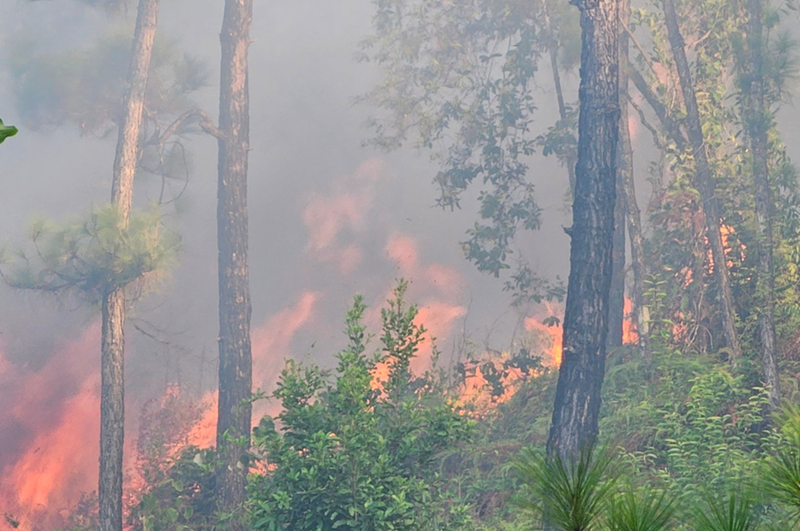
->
<box><xmin>100</xmin><ymin>1</ymin><xmax>160</xmax><ymax>531</ymax></box>
<box><xmin>744</xmin><ymin>0</ymin><xmax>780</xmax><ymax>409</ymax></box>
<box><xmin>619</xmin><ymin>0</ymin><xmax>652</xmax><ymax>362</ymax></box>
<box><xmin>215</xmin><ymin>0</ymin><xmax>254</xmax><ymax>515</ymax></box>
<box><xmin>547</xmin><ymin>0</ymin><xmax>620</xmax><ymax>460</ymax></box>
<box><xmin>661</xmin><ymin>0</ymin><xmax>742</xmax><ymax>362</ymax></box>
<box><xmin>544</xmin><ymin>0</ymin><xmax>625</xmax><ymax>350</ymax></box>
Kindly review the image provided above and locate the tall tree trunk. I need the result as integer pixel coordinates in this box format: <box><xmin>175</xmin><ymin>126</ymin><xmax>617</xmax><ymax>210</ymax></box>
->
<box><xmin>609</xmin><ymin>2</ymin><xmax>627</xmax><ymax>350</ymax></box>
<box><xmin>544</xmin><ymin>0</ymin><xmax>625</xmax><ymax>349</ymax></box>
<box><xmin>547</xmin><ymin>0</ymin><xmax>620</xmax><ymax>460</ymax></box>
<box><xmin>744</xmin><ymin>0</ymin><xmax>780</xmax><ymax>409</ymax></box>
<box><xmin>609</xmin><ymin>169</ymin><xmax>626</xmax><ymax>349</ymax></box>
<box><xmin>543</xmin><ymin>0</ymin><xmax>577</xmax><ymax>195</ymax></box>
<box><xmin>100</xmin><ymin>1</ymin><xmax>160</xmax><ymax>531</ymax></box>
<box><xmin>661</xmin><ymin>0</ymin><xmax>742</xmax><ymax>362</ymax></box>
<box><xmin>619</xmin><ymin>0</ymin><xmax>652</xmax><ymax>362</ymax></box>
<box><xmin>215</xmin><ymin>0</ymin><xmax>254</xmax><ymax>515</ymax></box>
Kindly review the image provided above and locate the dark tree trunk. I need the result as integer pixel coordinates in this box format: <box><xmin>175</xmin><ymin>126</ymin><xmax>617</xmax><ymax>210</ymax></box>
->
<box><xmin>744</xmin><ymin>0</ymin><xmax>780</xmax><ymax>409</ymax></box>
<box><xmin>661</xmin><ymin>0</ymin><xmax>742</xmax><ymax>362</ymax></box>
<box><xmin>619</xmin><ymin>0</ymin><xmax>652</xmax><ymax>362</ymax></box>
<box><xmin>215</xmin><ymin>0</ymin><xmax>254</xmax><ymax>515</ymax></box>
<box><xmin>547</xmin><ymin>0</ymin><xmax>620</xmax><ymax>460</ymax></box>
<box><xmin>100</xmin><ymin>1</ymin><xmax>160</xmax><ymax>531</ymax></box>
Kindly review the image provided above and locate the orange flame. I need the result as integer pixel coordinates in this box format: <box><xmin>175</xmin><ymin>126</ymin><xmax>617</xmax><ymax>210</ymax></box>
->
<box><xmin>622</xmin><ymin>296</ymin><xmax>639</xmax><ymax>345</ymax></box>
<box><xmin>707</xmin><ymin>223</ymin><xmax>746</xmax><ymax>273</ymax></box>
<box><xmin>0</xmin><ymin>325</ymin><xmax>101</xmax><ymax>531</ymax></box>
<box><xmin>524</xmin><ymin>310</ymin><xmax>563</xmax><ymax>367</ymax></box>
<box><xmin>456</xmin><ymin>354</ymin><xmax>531</xmax><ymax>416</ymax></box>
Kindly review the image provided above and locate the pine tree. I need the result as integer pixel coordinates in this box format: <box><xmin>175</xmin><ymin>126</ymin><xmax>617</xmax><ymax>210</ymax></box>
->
<box><xmin>546</xmin><ymin>0</ymin><xmax>620</xmax><ymax>459</ymax></box>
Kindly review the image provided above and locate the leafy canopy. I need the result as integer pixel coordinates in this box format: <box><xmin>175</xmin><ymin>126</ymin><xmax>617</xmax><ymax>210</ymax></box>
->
<box><xmin>359</xmin><ymin>0</ymin><xmax>576</xmax><ymax>306</ymax></box>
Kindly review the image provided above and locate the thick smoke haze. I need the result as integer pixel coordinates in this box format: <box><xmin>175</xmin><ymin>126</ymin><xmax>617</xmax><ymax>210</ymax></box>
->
<box><xmin>0</xmin><ymin>0</ymin><xmax>575</xmax><ymax>387</ymax></box>
<box><xmin>1</xmin><ymin>0</ymin><xmax>798</xmax><ymax>526</ymax></box>
<box><xmin>0</xmin><ymin>1</ymin><xmax>576</xmax><ymax>519</ymax></box>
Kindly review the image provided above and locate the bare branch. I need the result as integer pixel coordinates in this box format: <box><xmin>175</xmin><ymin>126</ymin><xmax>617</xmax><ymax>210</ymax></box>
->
<box><xmin>154</xmin><ymin>108</ymin><xmax>224</xmax><ymax>144</ymax></box>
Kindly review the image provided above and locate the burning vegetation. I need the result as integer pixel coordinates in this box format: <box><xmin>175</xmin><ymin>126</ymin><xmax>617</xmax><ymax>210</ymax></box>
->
<box><xmin>2</xmin><ymin>0</ymin><xmax>800</xmax><ymax>529</ymax></box>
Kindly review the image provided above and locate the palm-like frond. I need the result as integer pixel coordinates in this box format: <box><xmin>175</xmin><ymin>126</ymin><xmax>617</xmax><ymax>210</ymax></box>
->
<box><xmin>511</xmin><ymin>444</ymin><xmax>618</xmax><ymax>531</ymax></box>
<box><xmin>607</xmin><ymin>488</ymin><xmax>675</xmax><ymax>531</ymax></box>
<box><xmin>763</xmin><ymin>405</ymin><xmax>800</xmax><ymax>516</ymax></box>
<box><xmin>693</xmin><ymin>492</ymin><xmax>759</xmax><ymax>531</ymax></box>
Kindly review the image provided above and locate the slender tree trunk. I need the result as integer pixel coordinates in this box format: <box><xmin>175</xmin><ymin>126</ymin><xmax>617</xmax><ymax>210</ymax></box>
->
<box><xmin>619</xmin><ymin>0</ymin><xmax>652</xmax><ymax>362</ymax></box>
<box><xmin>543</xmin><ymin>1</ymin><xmax>577</xmax><ymax>195</ymax></box>
<box><xmin>744</xmin><ymin>0</ymin><xmax>780</xmax><ymax>409</ymax></box>
<box><xmin>215</xmin><ymin>0</ymin><xmax>254</xmax><ymax>515</ymax></box>
<box><xmin>547</xmin><ymin>0</ymin><xmax>620</xmax><ymax>460</ymax></box>
<box><xmin>661</xmin><ymin>0</ymin><xmax>742</xmax><ymax>362</ymax></box>
<box><xmin>627</xmin><ymin>64</ymin><xmax>686</xmax><ymax>151</ymax></box>
<box><xmin>100</xmin><ymin>288</ymin><xmax>125</xmax><ymax>531</ymax></box>
<box><xmin>609</xmin><ymin>169</ymin><xmax>626</xmax><ymax>349</ymax></box>
<box><xmin>100</xmin><ymin>1</ymin><xmax>160</xmax><ymax>531</ymax></box>
<box><xmin>609</xmin><ymin>1</ymin><xmax>627</xmax><ymax>350</ymax></box>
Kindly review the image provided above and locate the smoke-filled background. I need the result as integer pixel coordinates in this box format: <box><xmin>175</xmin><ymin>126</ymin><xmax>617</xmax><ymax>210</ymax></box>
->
<box><xmin>1</xmin><ymin>0</ymin><xmax>799</xmax><ymax>528</ymax></box>
<box><xmin>0</xmin><ymin>0</ymin><xmax>575</xmax><ymax>525</ymax></box>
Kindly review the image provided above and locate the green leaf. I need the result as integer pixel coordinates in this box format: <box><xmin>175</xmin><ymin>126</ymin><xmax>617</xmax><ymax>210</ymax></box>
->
<box><xmin>0</xmin><ymin>119</ymin><xmax>18</xmax><ymax>144</ymax></box>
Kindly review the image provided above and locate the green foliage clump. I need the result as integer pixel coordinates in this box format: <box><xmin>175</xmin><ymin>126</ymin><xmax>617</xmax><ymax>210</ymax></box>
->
<box><xmin>359</xmin><ymin>0</ymin><xmax>576</xmax><ymax>305</ymax></box>
<box><xmin>762</xmin><ymin>406</ymin><xmax>800</xmax><ymax>518</ymax></box>
<box><xmin>131</xmin><ymin>447</ymin><xmax>217</xmax><ymax>531</ymax></box>
<box><xmin>8</xmin><ymin>28</ymin><xmax>207</xmax><ymax>136</ymax></box>
<box><xmin>693</xmin><ymin>492</ymin><xmax>760</xmax><ymax>531</ymax></box>
<box><xmin>249</xmin><ymin>282</ymin><xmax>474</xmax><ymax>531</ymax></box>
<box><xmin>602</xmin><ymin>345</ymin><xmax>771</xmax><ymax>500</ymax></box>
<box><xmin>4</xmin><ymin>204</ymin><xmax>179</xmax><ymax>302</ymax></box>
<box><xmin>512</xmin><ymin>444</ymin><xmax>618</xmax><ymax>531</ymax></box>
<box><xmin>607</xmin><ymin>488</ymin><xmax>675</xmax><ymax>531</ymax></box>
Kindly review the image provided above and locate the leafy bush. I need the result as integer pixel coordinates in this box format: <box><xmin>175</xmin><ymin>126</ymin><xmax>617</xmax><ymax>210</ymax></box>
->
<box><xmin>131</xmin><ymin>447</ymin><xmax>217</xmax><ymax>531</ymax></box>
<box><xmin>249</xmin><ymin>282</ymin><xmax>474</xmax><ymax>531</ymax></box>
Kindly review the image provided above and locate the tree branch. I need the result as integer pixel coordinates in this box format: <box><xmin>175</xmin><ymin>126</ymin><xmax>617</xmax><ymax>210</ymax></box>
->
<box><xmin>628</xmin><ymin>63</ymin><xmax>687</xmax><ymax>150</ymax></box>
<box><xmin>155</xmin><ymin>109</ymin><xmax>225</xmax><ymax>145</ymax></box>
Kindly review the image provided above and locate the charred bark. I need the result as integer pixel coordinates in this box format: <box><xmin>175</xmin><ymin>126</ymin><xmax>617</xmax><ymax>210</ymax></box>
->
<box><xmin>544</xmin><ymin>0</ymin><xmax>625</xmax><ymax>350</ymax></box>
<box><xmin>619</xmin><ymin>0</ymin><xmax>652</xmax><ymax>362</ymax></box>
<box><xmin>100</xmin><ymin>1</ymin><xmax>160</xmax><ymax>531</ymax></box>
<box><xmin>215</xmin><ymin>0</ymin><xmax>254</xmax><ymax>515</ymax></box>
<box><xmin>744</xmin><ymin>0</ymin><xmax>780</xmax><ymax>409</ymax></box>
<box><xmin>661</xmin><ymin>0</ymin><xmax>742</xmax><ymax>362</ymax></box>
<box><xmin>547</xmin><ymin>0</ymin><xmax>620</xmax><ymax>460</ymax></box>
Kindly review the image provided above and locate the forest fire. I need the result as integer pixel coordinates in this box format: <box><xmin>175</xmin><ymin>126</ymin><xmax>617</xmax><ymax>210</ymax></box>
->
<box><xmin>524</xmin><ymin>304</ymin><xmax>564</xmax><ymax>367</ymax></box>
<box><xmin>4</xmin><ymin>0</ymin><xmax>798</xmax><ymax>526</ymax></box>
<box><xmin>0</xmin><ymin>326</ymin><xmax>101</xmax><ymax>531</ymax></box>
<box><xmin>623</xmin><ymin>297</ymin><xmax>639</xmax><ymax>345</ymax></box>
<box><xmin>0</xmin><ymin>269</ymin><xmax>639</xmax><ymax>531</ymax></box>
